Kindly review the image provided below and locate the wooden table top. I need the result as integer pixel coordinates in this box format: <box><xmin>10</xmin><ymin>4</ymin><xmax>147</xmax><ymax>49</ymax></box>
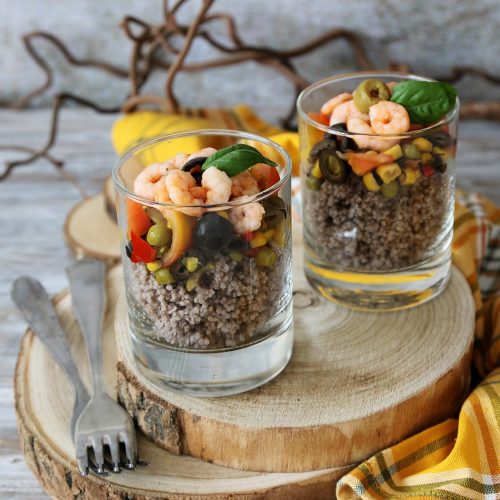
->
<box><xmin>1</xmin><ymin>109</ymin><xmax>499</xmax><ymax>499</ymax></box>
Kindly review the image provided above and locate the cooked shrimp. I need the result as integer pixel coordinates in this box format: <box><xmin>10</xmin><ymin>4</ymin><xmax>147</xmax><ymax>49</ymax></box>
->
<box><xmin>171</xmin><ymin>153</ymin><xmax>189</xmax><ymax>169</ymax></box>
<box><xmin>201</xmin><ymin>167</ymin><xmax>232</xmax><ymax>205</ymax></box>
<box><xmin>154</xmin><ymin>181</ymin><xmax>171</xmax><ymax>204</ymax></box>
<box><xmin>231</xmin><ymin>170</ymin><xmax>259</xmax><ymax>197</ymax></box>
<box><xmin>186</xmin><ymin>147</ymin><xmax>217</xmax><ymax>162</ymax></box>
<box><xmin>330</xmin><ymin>100</ymin><xmax>368</xmax><ymax>126</ymax></box>
<box><xmin>164</xmin><ymin>170</ymin><xmax>204</xmax><ymax>216</ymax></box>
<box><xmin>133</xmin><ymin>162</ymin><xmax>169</xmax><ymax>200</ymax></box>
<box><xmin>369</xmin><ymin>101</ymin><xmax>410</xmax><ymax>135</ymax></box>
<box><xmin>320</xmin><ymin>92</ymin><xmax>352</xmax><ymax>115</ymax></box>
<box><xmin>387</xmin><ymin>81</ymin><xmax>398</xmax><ymax>92</ymax></box>
<box><xmin>228</xmin><ymin>196</ymin><xmax>265</xmax><ymax>234</ymax></box>
<box><xmin>347</xmin><ymin>116</ymin><xmax>399</xmax><ymax>152</ymax></box>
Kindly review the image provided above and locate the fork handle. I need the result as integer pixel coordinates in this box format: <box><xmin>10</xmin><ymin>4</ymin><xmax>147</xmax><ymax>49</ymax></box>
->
<box><xmin>67</xmin><ymin>259</ymin><xmax>107</xmax><ymax>395</ymax></box>
<box><xmin>11</xmin><ymin>277</ymin><xmax>90</xmax><ymax>437</ymax></box>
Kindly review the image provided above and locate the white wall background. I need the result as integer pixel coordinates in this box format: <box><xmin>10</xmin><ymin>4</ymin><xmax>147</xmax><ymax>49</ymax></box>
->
<box><xmin>2</xmin><ymin>0</ymin><xmax>500</xmax><ymax>123</ymax></box>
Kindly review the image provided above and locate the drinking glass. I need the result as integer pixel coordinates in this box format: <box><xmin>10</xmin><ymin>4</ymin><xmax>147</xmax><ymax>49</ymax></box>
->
<box><xmin>297</xmin><ymin>72</ymin><xmax>458</xmax><ymax>310</ymax></box>
<box><xmin>112</xmin><ymin>130</ymin><xmax>293</xmax><ymax>396</ymax></box>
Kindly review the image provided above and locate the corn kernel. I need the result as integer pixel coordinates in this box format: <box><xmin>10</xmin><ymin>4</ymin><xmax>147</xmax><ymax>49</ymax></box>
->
<box><xmin>382</xmin><ymin>144</ymin><xmax>403</xmax><ymax>160</ymax></box>
<box><xmin>182</xmin><ymin>256</ymin><xmax>199</xmax><ymax>273</ymax></box>
<box><xmin>186</xmin><ymin>276</ymin><xmax>199</xmax><ymax>291</ymax></box>
<box><xmin>229</xmin><ymin>251</ymin><xmax>243</xmax><ymax>262</ymax></box>
<box><xmin>432</xmin><ymin>146</ymin><xmax>448</xmax><ymax>158</ymax></box>
<box><xmin>250</xmin><ymin>232</ymin><xmax>267</xmax><ymax>248</ymax></box>
<box><xmin>421</xmin><ymin>152</ymin><xmax>433</xmax><ymax>165</ymax></box>
<box><xmin>399</xmin><ymin>168</ymin><xmax>421</xmax><ymax>185</ymax></box>
<box><xmin>375</xmin><ymin>162</ymin><xmax>401</xmax><ymax>184</ymax></box>
<box><xmin>146</xmin><ymin>261</ymin><xmax>161</xmax><ymax>272</ymax></box>
<box><xmin>311</xmin><ymin>162</ymin><xmax>323</xmax><ymax>179</ymax></box>
<box><xmin>412</xmin><ymin>137</ymin><xmax>433</xmax><ymax>152</ymax></box>
<box><xmin>273</xmin><ymin>219</ymin><xmax>286</xmax><ymax>247</ymax></box>
<box><xmin>263</xmin><ymin>229</ymin><xmax>275</xmax><ymax>240</ymax></box>
<box><xmin>363</xmin><ymin>172</ymin><xmax>381</xmax><ymax>192</ymax></box>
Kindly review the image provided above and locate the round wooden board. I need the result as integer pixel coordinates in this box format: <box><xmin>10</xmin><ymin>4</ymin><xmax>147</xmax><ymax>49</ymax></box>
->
<box><xmin>103</xmin><ymin>174</ymin><xmax>117</xmax><ymax>221</ymax></box>
<box><xmin>14</xmin><ymin>266</ymin><xmax>349</xmax><ymax>500</ymax></box>
<box><xmin>115</xmin><ymin>228</ymin><xmax>475</xmax><ymax>473</ymax></box>
<box><xmin>63</xmin><ymin>193</ymin><xmax>121</xmax><ymax>264</ymax></box>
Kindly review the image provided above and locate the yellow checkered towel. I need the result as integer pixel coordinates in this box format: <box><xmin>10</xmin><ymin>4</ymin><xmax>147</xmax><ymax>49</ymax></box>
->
<box><xmin>112</xmin><ymin>108</ymin><xmax>500</xmax><ymax>499</ymax></box>
<box><xmin>337</xmin><ymin>193</ymin><xmax>498</xmax><ymax>500</ymax></box>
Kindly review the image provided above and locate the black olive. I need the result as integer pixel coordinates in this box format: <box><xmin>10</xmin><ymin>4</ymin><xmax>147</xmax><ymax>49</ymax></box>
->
<box><xmin>198</xmin><ymin>271</ymin><xmax>214</xmax><ymax>288</ymax></box>
<box><xmin>328</xmin><ymin>123</ymin><xmax>358</xmax><ymax>152</ymax></box>
<box><xmin>431</xmin><ymin>154</ymin><xmax>447</xmax><ymax>173</ymax></box>
<box><xmin>308</xmin><ymin>138</ymin><xmax>337</xmax><ymax>164</ymax></box>
<box><xmin>428</xmin><ymin>132</ymin><xmax>453</xmax><ymax>148</ymax></box>
<box><xmin>265</xmin><ymin>211</ymin><xmax>285</xmax><ymax>228</ymax></box>
<box><xmin>319</xmin><ymin>150</ymin><xmax>347</xmax><ymax>183</ymax></box>
<box><xmin>372</xmin><ymin>169</ymin><xmax>384</xmax><ymax>185</ymax></box>
<box><xmin>170</xmin><ymin>260</ymin><xmax>190</xmax><ymax>281</ymax></box>
<box><xmin>226</xmin><ymin>237</ymin><xmax>249</xmax><ymax>252</ymax></box>
<box><xmin>182</xmin><ymin>156</ymin><xmax>206</xmax><ymax>185</ymax></box>
<box><xmin>182</xmin><ymin>156</ymin><xmax>208</xmax><ymax>172</ymax></box>
<box><xmin>329</xmin><ymin>123</ymin><xmax>348</xmax><ymax>133</ymax></box>
<box><xmin>125</xmin><ymin>242</ymin><xmax>132</xmax><ymax>259</ymax></box>
<box><xmin>193</xmin><ymin>213</ymin><xmax>234</xmax><ymax>254</ymax></box>
<box><xmin>262</xmin><ymin>196</ymin><xmax>287</xmax><ymax>220</ymax></box>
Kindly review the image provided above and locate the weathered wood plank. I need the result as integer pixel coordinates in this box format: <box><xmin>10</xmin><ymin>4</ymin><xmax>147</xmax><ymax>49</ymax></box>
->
<box><xmin>0</xmin><ymin>108</ymin><xmax>499</xmax><ymax>497</ymax></box>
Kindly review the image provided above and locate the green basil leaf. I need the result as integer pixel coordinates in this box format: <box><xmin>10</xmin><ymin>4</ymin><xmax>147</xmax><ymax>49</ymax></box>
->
<box><xmin>390</xmin><ymin>81</ymin><xmax>458</xmax><ymax>125</ymax></box>
<box><xmin>201</xmin><ymin>144</ymin><xmax>278</xmax><ymax>176</ymax></box>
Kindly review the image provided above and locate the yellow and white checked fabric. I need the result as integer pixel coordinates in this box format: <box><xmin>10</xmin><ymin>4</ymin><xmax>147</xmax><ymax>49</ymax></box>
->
<box><xmin>112</xmin><ymin>109</ymin><xmax>500</xmax><ymax>499</ymax></box>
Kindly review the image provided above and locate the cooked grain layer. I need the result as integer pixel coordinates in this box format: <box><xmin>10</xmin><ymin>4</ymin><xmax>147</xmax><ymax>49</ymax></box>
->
<box><xmin>126</xmin><ymin>254</ymin><xmax>288</xmax><ymax>349</ymax></box>
<box><xmin>304</xmin><ymin>173</ymin><xmax>453</xmax><ymax>270</ymax></box>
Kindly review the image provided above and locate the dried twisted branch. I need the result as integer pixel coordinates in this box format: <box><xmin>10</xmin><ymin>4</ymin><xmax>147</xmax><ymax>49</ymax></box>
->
<box><xmin>1</xmin><ymin>0</ymin><xmax>499</xmax><ymax>181</ymax></box>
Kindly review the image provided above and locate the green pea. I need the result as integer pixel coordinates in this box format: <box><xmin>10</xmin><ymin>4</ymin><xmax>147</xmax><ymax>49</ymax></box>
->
<box><xmin>255</xmin><ymin>247</ymin><xmax>277</xmax><ymax>268</ymax></box>
<box><xmin>147</xmin><ymin>223</ymin><xmax>172</xmax><ymax>247</ymax></box>
<box><xmin>154</xmin><ymin>267</ymin><xmax>175</xmax><ymax>285</ymax></box>
<box><xmin>381</xmin><ymin>181</ymin><xmax>400</xmax><ymax>199</ymax></box>
<box><xmin>402</xmin><ymin>143</ymin><xmax>421</xmax><ymax>160</ymax></box>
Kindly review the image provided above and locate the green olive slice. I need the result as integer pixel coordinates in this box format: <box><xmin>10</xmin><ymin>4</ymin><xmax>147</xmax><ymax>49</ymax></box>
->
<box><xmin>319</xmin><ymin>150</ymin><xmax>347</xmax><ymax>184</ymax></box>
<box><xmin>353</xmin><ymin>79</ymin><xmax>391</xmax><ymax>113</ymax></box>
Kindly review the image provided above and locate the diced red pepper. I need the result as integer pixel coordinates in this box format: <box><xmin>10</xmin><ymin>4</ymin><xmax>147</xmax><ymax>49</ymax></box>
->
<box><xmin>308</xmin><ymin>112</ymin><xmax>330</xmax><ymax>126</ymax></box>
<box><xmin>409</xmin><ymin>123</ymin><xmax>425</xmax><ymax>131</ymax></box>
<box><xmin>422</xmin><ymin>165</ymin><xmax>434</xmax><ymax>177</ymax></box>
<box><xmin>127</xmin><ymin>199</ymin><xmax>152</xmax><ymax>237</ymax></box>
<box><xmin>129</xmin><ymin>230</ymin><xmax>156</xmax><ymax>263</ymax></box>
<box><xmin>250</xmin><ymin>163</ymin><xmax>281</xmax><ymax>191</ymax></box>
<box><xmin>242</xmin><ymin>231</ymin><xmax>254</xmax><ymax>242</ymax></box>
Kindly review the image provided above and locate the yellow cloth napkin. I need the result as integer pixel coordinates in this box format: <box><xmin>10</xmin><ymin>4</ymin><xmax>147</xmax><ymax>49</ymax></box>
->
<box><xmin>112</xmin><ymin>108</ymin><xmax>500</xmax><ymax>498</ymax></box>
<box><xmin>111</xmin><ymin>106</ymin><xmax>300</xmax><ymax>176</ymax></box>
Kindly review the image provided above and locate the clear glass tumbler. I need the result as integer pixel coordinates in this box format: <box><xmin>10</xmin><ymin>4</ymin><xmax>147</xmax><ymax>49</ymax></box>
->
<box><xmin>112</xmin><ymin>130</ymin><xmax>293</xmax><ymax>396</ymax></box>
<box><xmin>297</xmin><ymin>72</ymin><xmax>459</xmax><ymax>310</ymax></box>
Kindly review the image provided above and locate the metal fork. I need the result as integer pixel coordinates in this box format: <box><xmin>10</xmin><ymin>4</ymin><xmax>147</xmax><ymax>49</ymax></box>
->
<box><xmin>67</xmin><ymin>259</ymin><xmax>136</xmax><ymax>476</ymax></box>
<box><xmin>11</xmin><ymin>276</ymin><xmax>90</xmax><ymax>441</ymax></box>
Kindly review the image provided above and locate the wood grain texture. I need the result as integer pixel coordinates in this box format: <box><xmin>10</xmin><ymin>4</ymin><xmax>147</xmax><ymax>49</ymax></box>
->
<box><xmin>14</xmin><ymin>267</ymin><xmax>348</xmax><ymax>499</ymax></box>
<box><xmin>1</xmin><ymin>109</ymin><xmax>500</xmax><ymax>498</ymax></box>
<box><xmin>63</xmin><ymin>193</ymin><xmax>121</xmax><ymax>263</ymax></box>
<box><xmin>114</xmin><ymin>228</ymin><xmax>475</xmax><ymax>472</ymax></box>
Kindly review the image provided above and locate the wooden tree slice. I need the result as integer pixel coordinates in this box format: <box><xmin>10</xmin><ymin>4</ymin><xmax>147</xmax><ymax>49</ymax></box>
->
<box><xmin>115</xmin><ymin>230</ymin><xmax>475</xmax><ymax>473</ymax></box>
<box><xmin>63</xmin><ymin>193</ymin><xmax>121</xmax><ymax>264</ymax></box>
<box><xmin>14</xmin><ymin>266</ymin><xmax>349</xmax><ymax>500</ymax></box>
<box><xmin>103</xmin><ymin>174</ymin><xmax>117</xmax><ymax>221</ymax></box>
